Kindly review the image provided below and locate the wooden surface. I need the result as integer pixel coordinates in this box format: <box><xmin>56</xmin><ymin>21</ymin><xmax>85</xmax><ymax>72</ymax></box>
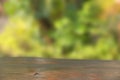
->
<box><xmin>0</xmin><ymin>58</ymin><xmax>120</xmax><ymax>80</ymax></box>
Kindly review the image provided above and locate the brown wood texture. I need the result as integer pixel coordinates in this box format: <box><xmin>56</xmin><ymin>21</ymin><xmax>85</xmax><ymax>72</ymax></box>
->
<box><xmin>0</xmin><ymin>58</ymin><xmax>120</xmax><ymax>80</ymax></box>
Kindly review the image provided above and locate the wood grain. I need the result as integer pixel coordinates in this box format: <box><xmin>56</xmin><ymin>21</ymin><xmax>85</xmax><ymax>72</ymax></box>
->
<box><xmin>0</xmin><ymin>58</ymin><xmax>120</xmax><ymax>80</ymax></box>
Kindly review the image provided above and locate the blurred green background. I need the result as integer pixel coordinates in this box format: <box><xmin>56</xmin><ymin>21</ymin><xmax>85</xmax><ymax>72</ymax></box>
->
<box><xmin>0</xmin><ymin>0</ymin><xmax>120</xmax><ymax>59</ymax></box>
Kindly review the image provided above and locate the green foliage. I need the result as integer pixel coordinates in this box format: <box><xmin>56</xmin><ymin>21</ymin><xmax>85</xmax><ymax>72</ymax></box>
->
<box><xmin>1</xmin><ymin>0</ymin><xmax>119</xmax><ymax>59</ymax></box>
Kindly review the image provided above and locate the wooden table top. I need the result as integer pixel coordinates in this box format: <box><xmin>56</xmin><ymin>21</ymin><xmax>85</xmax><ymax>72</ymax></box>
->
<box><xmin>0</xmin><ymin>58</ymin><xmax>120</xmax><ymax>80</ymax></box>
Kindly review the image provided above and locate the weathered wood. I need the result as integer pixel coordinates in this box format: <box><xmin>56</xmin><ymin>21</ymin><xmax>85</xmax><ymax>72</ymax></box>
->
<box><xmin>0</xmin><ymin>58</ymin><xmax>120</xmax><ymax>80</ymax></box>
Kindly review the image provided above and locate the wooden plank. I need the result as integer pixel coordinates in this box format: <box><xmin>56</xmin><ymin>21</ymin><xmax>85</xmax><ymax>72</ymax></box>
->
<box><xmin>0</xmin><ymin>58</ymin><xmax>120</xmax><ymax>80</ymax></box>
